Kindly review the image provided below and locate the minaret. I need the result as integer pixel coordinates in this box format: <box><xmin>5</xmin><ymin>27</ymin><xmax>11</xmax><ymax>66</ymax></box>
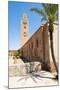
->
<box><xmin>21</xmin><ymin>13</ymin><xmax>29</xmax><ymax>46</ymax></box>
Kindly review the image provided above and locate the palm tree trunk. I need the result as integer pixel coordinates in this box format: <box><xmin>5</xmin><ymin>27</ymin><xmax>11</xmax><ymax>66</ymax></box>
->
<box><xmin>50</xmin><ymin>32</ymin><xmax>58</xmax><ymax>73</ymax></box>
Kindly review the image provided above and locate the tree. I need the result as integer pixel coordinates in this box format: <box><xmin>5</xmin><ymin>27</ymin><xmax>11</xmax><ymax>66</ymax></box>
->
<box><xmin>13</xmin><ymin>50</ymin><xmax>20</xmax><ymax>59</ymax></box>
<box><xmin>31</xmin><ymin>4</ymin><xmax>58</xmax><ymax>78</ymax></box>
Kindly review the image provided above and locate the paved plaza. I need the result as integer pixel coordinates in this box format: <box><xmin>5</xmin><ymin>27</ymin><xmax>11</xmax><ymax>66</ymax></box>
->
<box><xmin>9</xmin><ymin>56</ymin><xmax>58</xmax><ymax>88</ymax></box>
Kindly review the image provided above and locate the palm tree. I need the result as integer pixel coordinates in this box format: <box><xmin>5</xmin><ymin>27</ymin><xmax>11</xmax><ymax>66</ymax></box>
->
<box><xmin>30</xmin><ymin>4</ymin><xmax>58</xmax><ymax>78</ymax></box>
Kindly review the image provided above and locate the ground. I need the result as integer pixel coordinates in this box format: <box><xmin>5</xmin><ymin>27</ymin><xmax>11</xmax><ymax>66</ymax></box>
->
<box><xmin>9</xmin><ymin>56</ymin><xmax>58</xmax><ymax>88</ymax></box>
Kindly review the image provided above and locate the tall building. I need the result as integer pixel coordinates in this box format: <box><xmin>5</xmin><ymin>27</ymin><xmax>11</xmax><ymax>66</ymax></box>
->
<box><xmin>21</xmin><ymin>13</ymin><xmax>29</xmax><ymax>46</ymax></box>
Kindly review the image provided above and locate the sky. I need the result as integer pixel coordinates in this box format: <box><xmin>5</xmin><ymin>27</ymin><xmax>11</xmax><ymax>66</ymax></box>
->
<box><xmin>8</xmin><ymin>1</ymin><xmax>44</xmax><ymax>50</ymax></box>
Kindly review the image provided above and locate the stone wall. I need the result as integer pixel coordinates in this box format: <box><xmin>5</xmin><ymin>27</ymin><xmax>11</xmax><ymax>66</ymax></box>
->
<box><xmin>20</xmin><ymin>23</ymin><xmax>50</xmax><ymax>71</ymax></box>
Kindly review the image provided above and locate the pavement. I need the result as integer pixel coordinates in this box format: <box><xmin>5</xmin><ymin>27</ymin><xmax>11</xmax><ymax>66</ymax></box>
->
<box><xmin>9</xmin><ymin>71</ymin><xmax>58</xmax><ymax>88</ymax></box>
<box><xmin>9</xmin><ymin>56</ymin><xmax>58</xmax><ymax>88</ymax></box>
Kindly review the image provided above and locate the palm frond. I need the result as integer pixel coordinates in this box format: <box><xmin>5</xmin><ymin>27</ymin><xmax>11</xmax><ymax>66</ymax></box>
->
<box><xmin>50</xmin><ymin>4</ymin><xmax>58</xmax><ymax>15</ymax></box>
<box><xmin>42</xmin><ymin>4</ymin><xmax>50</xmax><ymax>15</ymax></box>
<box><xmin>53</xmin><ymin>22</ymin><xmax>58</xmax><ymax>25</ymax></box>
<box><xmin>30</xmin><ymin>4</ymin><xmax>58</xmax><ymax>24</ymax></box>
<box><xmin>41</xmin><ymin>16</ymin><xmax>48</xmax><ymax>22</ymax></box>
<box><xmin>55</xmin><ymin>11</ymin><xmax>59</xmax><ymax>21</ymax></box>
<box><xmin>31</xmin><ymin>8</ymin><xmax>47</xmax><ymax>18</ymax></box>
<box><xmin>42</xmin><ymin>4</ymin><xmax>58</xmax><ymax>17</ymax></box>
<box><xmin>31</xmin><ymin>8</ymin><xmax>42</xmax><ymax>14</ymax></box>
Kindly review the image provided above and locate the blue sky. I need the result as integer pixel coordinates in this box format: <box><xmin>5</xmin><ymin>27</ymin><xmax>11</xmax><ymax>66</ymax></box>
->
<box><xmin>8</xmin><ymin>1</ymin><xmax>44</xmax><ymax>50</ymax></box>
